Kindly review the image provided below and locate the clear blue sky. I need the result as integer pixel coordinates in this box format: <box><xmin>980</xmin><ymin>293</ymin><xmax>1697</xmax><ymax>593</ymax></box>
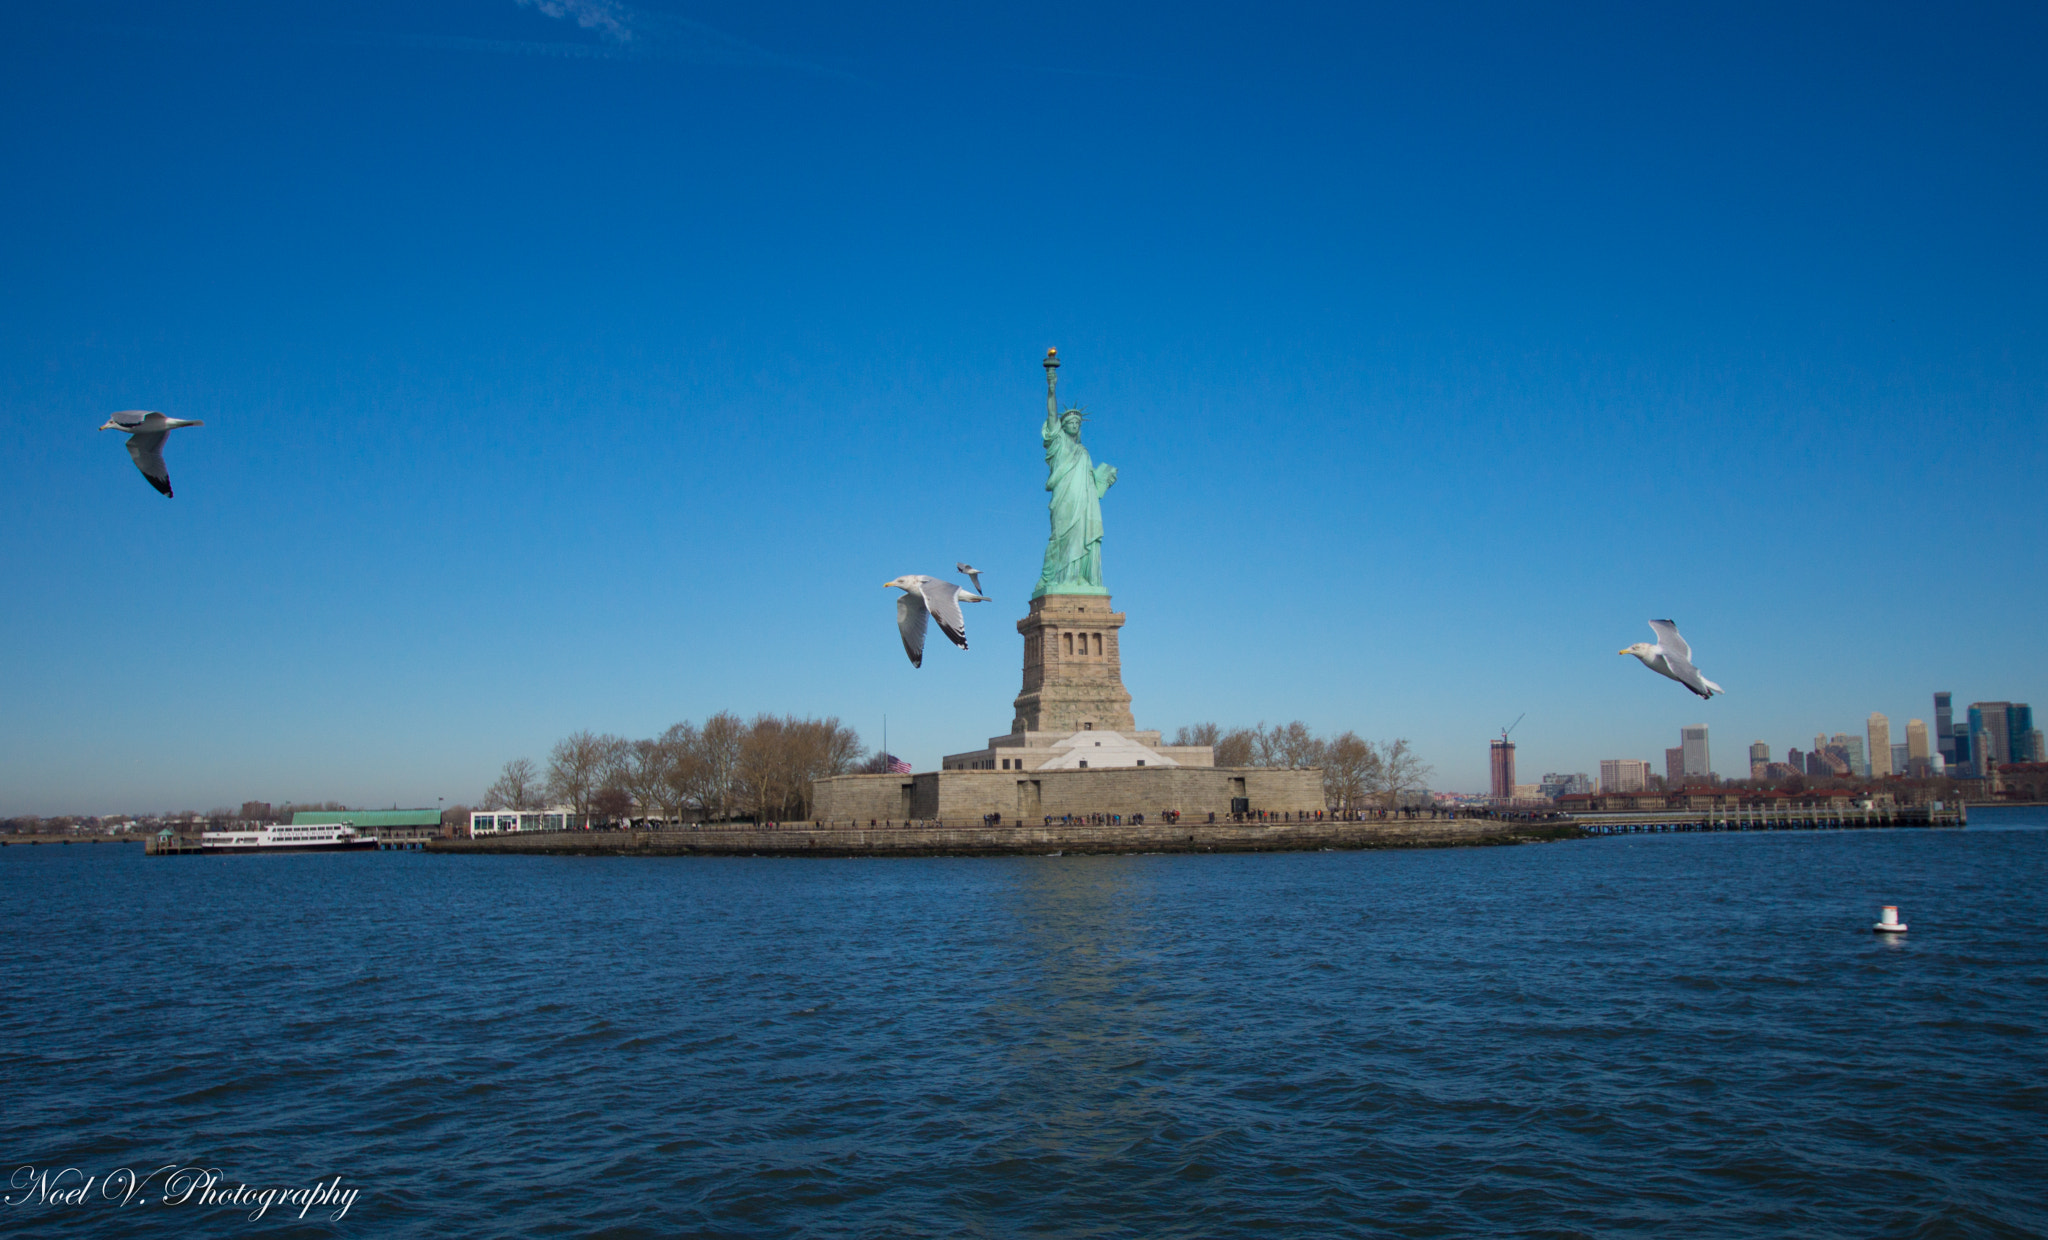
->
<box><xmin>3</xmin><ymin>1</ymin><xmax>2043</xmax><ymax>814</ymax></box>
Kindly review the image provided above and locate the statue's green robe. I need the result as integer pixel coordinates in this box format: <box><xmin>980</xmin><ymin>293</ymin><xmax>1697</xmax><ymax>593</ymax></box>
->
<box><xmin>1037</xmin><ymin>417</ymin><xmax>1115</xmax><ymax>595</ymax></box>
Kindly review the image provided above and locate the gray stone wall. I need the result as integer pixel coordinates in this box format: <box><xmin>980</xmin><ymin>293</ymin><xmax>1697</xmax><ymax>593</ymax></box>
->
<box><xmin>814</xmin><ymin>764</ymin><xmax>1327</xmax><ymax>823</ymax></box>
<box><xmin>806</xmin><ymin>774</ymin><xmax>916</xmax><ymax>822</ymax></box>
<box><xmin>432</xmin><ymin>816</ymin><xmax>1575</xmax><ymax>857</ymax></box>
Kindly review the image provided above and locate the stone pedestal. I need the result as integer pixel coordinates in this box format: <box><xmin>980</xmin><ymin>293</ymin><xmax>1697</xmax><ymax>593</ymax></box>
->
<box><xmin>1011</xmin><ymin>594</ymin><xmax>1137</xmax><ymax>735</ymax></box>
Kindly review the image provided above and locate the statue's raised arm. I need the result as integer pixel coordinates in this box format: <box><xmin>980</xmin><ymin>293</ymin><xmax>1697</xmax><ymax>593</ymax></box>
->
<box><xmin>1043</xmin><ymin>348</ymin><xmax>1062</xmax><ymax>438</ymax></box>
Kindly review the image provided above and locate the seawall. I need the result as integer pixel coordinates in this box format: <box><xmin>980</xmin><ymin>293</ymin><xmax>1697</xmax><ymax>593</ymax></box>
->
<box><xmin>429</xmin><ymin>819</ymin><xmax>1584</xmax><ymax>858</ymax></box>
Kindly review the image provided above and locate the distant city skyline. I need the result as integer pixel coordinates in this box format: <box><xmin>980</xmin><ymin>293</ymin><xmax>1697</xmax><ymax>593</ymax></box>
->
<box><xmin>1502</xmin><ymin>687</ymin><xmax>2035</xmax><ymax>798</ymax></box>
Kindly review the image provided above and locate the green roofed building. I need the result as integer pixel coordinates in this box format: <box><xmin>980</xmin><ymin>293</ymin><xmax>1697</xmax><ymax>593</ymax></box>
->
<box><xmin>291</xmin><ymin>809</ymin><xmax>443</xmax><ymax>846</ymax></box>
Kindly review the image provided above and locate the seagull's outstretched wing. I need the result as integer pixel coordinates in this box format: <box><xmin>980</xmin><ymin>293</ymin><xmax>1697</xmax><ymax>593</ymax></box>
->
<box><xmin>1649</xmin><ymin>623</ymin><xmax>1724</xmax><ymax>698</ymax></box>
<box><xmin>1664</xmin><ymin>655</ymin><xmax>1710</xmax><ymax>698</ymax></box>
<box><xmin>126</xmin><ymin>432</ymin><xmax>173</xmax><ymax>497</ymax></box>
<box><xmin>955</xmin><ymin>562</ymin><xmax>985</xmax><ymax>595</ymax></box>
<box><xmin>1647</xmin><ymin>620</ymin><xmax>1691</xmax><ymax>664</ymax></box>
<box><xmin>896</xmin><ymin>591</ymin><xmax>929</xmax><ymax>668</ymax></box>
<box><xmin>921</xmin><ymin>579</ymin><xmax>972</xmax><ymax>651</ymax></box>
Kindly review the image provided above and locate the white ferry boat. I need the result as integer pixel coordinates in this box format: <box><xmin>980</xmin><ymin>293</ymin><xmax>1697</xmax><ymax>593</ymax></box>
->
<box><xmin>197</xmin><ymin>822</ymin><xmax>380</xmax><ymax>854</ymax></box>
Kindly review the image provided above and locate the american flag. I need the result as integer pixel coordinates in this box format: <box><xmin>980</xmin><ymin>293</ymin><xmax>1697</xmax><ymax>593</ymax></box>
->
<box><xmin>885</xmin><ymin>754</ymin><xmax>912</xmax><ymax>774</ymax></box>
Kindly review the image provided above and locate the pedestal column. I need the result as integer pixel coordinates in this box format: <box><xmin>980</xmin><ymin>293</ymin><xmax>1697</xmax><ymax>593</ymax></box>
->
<box><xmin>1012</xmin><ymin>594</ymin><xmax>1137</xmax><ymax>735</ymax></box>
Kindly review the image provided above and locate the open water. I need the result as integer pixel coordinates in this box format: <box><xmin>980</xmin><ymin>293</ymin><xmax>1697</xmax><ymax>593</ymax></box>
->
<box><xmin>5</xmin><ymin>810</ymin><xmax>2046</xmax><ymax>1238</ymax></box>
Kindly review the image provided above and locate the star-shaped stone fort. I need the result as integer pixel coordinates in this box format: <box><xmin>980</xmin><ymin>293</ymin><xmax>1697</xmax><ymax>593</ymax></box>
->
<box><xmin>813</xmin><ymin>353</ymin><xmax>1325</xmax><ymax>825</ymax></box>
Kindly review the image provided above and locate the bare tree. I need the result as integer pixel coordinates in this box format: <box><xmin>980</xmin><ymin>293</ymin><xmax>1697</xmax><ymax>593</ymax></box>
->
<box><xmin>442</xmin><ymin>804</ymin><xmax>472</xmax><ymax>837</ymax></box>
<box><xmin>1322</xmin><ymin>732</ymin><xmax>1381</xmax><ymax>810</ymax></box>
<box><xmin>736</xmin><ymin>714</ymin><xmax>789</xmax><ymax>822</ymax></box>
<box><xmin>620</xmin><ymin>736</ymin><xmax>683</xmax><ymax>826</ymax></box>
<box><xmin>1214</xmin><ymin>726</ymin><xmax>1259</xmax><ymax>767</ymax></box>
<box><xmin>1173</xmin><ymin>722</ymin><xmax>1221</xmax><ymax>747</ymax></box>
<box><xmin>1379</xmin><ymin>738</ymin><xmax>1434</xmax><ymax>801</ymax></box>
<box><xmin>660</xmin><ymin>721</ymin><xmax>712</xmax><ymax>823</ymax></box>
<box><xmin>547</xmin><ymin>731</ymin><xmax>629</xmax><ymax>820</ymax></box>
<box><xmin>731</xmin><ymin>713</ymin><xmax>866</xmax><ymax>821</ymax></box>
<box><xmin>785</xmin><ymin>715</ymin><xmax>863</xmax><ymax>818</ymax></box>
<box><xmin>590</xmin><ymin>785</ymin><xmax>634</xmax><ymax>825</ymax></box>
<box><xmin>697</xmin><ymin>711</ymin><xmax>744</xmax><ymax>820</ymax></box>
<box><xmin>482</xmin><ymin>757</ymin><xmax>543</xmax><ymax>809</ymax></box>
<box><xmin>595</xmin><ymin>735</ymin><xmax>634</xmax><ymax>814</ymax></box>
<box><xmin>1218</xmin><ymin>721</ymin><xmax>1325</xmax><ymax>768</ymax></box>
<box><xmin>1264</xmin><ymin>721</ymin><xmax>1326</xmax><ymax>769</ymax></box>
<box><xmin>656</xmin><ymin>712</ymin><xmax>750</xmax><ymax>823</ymax></box>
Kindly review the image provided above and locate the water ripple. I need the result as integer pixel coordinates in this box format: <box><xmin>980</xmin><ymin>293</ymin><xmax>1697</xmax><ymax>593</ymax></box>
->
<box><xmin>4</xmin><ymin>813</ymin><xmax>2047</xmax><ymax>1236</ymax></box>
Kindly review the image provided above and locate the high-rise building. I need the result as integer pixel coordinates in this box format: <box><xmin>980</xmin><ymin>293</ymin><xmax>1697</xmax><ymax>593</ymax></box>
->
<box><xmin>1599</xmin><ymin>759</ymin><xmax>1650</xmax><ymax>792</ymax></box>
<box><xmin>1953</xmin><ymin>727</ymin><xmax>1976</xmax><ymax>778</ymax></box>
<box><xmin>2028</xmin><ymin>730</ymin><xmax>2046</xmax><ymax>764</ymax></box>
<box><xmin>1831</xmin><ymin>732</ymin><xmax>1867</xmax><ymax>778</ymax></box>
<box><xmin>1805</xmin><ymin>749</ymin><xmax>1827</xmax><ymax>777</ymax></box>
<box><xmin>1538</xmin><ymin>773</ymin><xmax>1593</xmax><ymax>799</ymax></box>
<box><xmin>1820</xmin><ymin>745</ymin><xmax>1853</xmax><ymax>776</ymax></box>
<box><xmin>1748</xmin><ymin>741</ymin><xmax>1770</xmax><ymax>779</ymax></box>
<box><xmin>1974</xmin><ymin>717</ymin><xmax>1997</xmax><ymax>773</ymax></box>
<box><xmin>2008</xmin><ymin>704</ymin><xmax>2036</xmax><ymax>762</ymax></box>
<box><xmin>1682</xmin><ymin>725</ymin><xmax>1711</xmax><ymax>780</ymax></box>
<box><xmin>1905</xmin><ymin>718</ymin><xmax>1931</xmax><ymax>777</ymax></box>
<box><xmin>1969</xmin><ymin>703</ymin><xmax>2011</xmax><ymax>772</ymax></box>
<box><xmin>1788</xmin><ymin>746</ymin><xmax>1805</xmax><ymax>773</ymax></box>
<box><xmin>1490</xmin><ymin>738</ymin><xmax>1516</xmax><ymax>800</ymax></box>
<box><xmin>1665</xmin><ymin>747</ymin><xmax>1685</xmax><ymax>785</ymax></box>
<box><xmin>1868</xmin><ymin>713</ymin><xmax>1892</xmax><ymax>777</ymax></box>
<box><xmin>1891</xmin><ymin>742</ymin><xmax>1910</xmax><ymax>774</ymax></box>
<box><xmin>1935</xmin><ymin>693</ymin><xmax>1955</xmax><ymax>767</ymax></box>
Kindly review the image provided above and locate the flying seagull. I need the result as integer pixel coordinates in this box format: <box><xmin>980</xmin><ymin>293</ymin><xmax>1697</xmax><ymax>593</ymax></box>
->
<box><xmin>955</xmin><ymin>562</ymin><xmax>987</xmax><ymax>595</ymax></box>
<box><xmin>100</xmin><ymin>410</ymin><xmax>203</xmax><ymax>497</ymax></box>
<box><xmin>1619</xmin><ymin>619</ymin><xmax>1725</xmax><ymax>700</ymax></box>
<box><xmin>885</xmin><ymin>574</ymin><xmax>988</xmax><ymax>668</ymax></box>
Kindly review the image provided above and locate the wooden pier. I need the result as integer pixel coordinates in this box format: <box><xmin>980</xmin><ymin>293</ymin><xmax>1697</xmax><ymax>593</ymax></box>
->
<box><xmin>1570</xmin><ymin>802</ymin><xmax>1964</xmax><ymax>836</ymax></box>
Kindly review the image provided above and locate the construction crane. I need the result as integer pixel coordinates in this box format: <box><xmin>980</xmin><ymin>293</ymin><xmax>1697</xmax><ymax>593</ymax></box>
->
<box><xmin>1500</xmin><ymin>713</ymin><xmax>1525</xmax><ymax>743</ymax></box>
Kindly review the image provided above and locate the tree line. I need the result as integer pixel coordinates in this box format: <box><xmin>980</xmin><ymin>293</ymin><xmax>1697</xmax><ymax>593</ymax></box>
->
<box><xmin>479</xmin><ymin>716</ymin><xmax>1432</xmax><ymax>823</ymax></box>
<box><xmin>479</xmin><ymin>713</ymin><xmax>865</xmax><ymax>824</ymax></box>
<box><xmin>1170</xmin><ymin>722</ymin><xmax>1434</xmax><ymax>810</ymax></box>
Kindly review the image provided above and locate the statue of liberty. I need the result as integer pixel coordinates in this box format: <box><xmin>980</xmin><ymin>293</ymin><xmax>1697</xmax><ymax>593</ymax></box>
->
<box><xmin>1032</xmin><ymin>349</ymin><xmax>1116</xmax><ymax>599</ymax></box>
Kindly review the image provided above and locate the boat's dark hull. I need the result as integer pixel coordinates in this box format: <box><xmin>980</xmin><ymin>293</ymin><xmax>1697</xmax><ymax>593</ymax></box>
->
<box><xmin>197</xmin><ymin>841</ymin><xmax>381</xmax><ymax>854</ymax></box>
